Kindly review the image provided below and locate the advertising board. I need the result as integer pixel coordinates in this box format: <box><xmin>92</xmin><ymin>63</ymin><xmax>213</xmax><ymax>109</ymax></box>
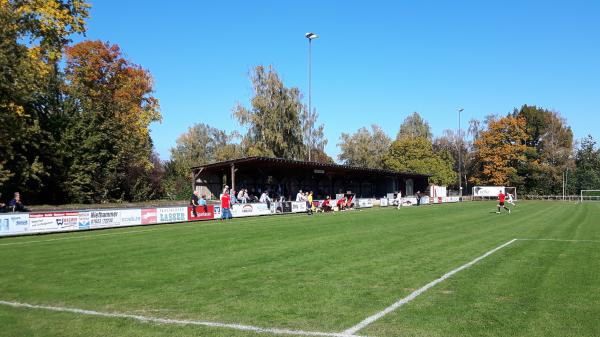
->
<box><xmin>78</xmin><ymin>212</ymin><xmax>90</xmax><ymax>229</ymax></box>
<box><xmin>120</xmin><ymin>209</ymin><xmax>142</xmax><ymax>226</ymax></box>
<box><xmin>29</xmin><ymin>212</ymin><xmax>79</xmax><ymax>232</ymax></box>
<box><xmin>290</xmin><ymin>201</ymin><xmax>307</xmax><ymax>213</ymax></box>
<box><xmin>231</xmin><ymin>203</ymin><xmax>271</xmax><ymax>217</ymax></box>
<box><xmin>0</xmin><ymin>213</ymin><xmax>29</xmax><ymax>235</ymax></box>
<box><xmin>158</xmin><ymin>207</ymin><xmax>188</xmax><ymax>223</ymax></box>
<box><xmin>141</xmin><ymin>208</ymin><xmax>158</xmax><ymax>225</ymax></box>
<box><xmin>473</xmin><ymin>186</ymin><xmax>505</xmax><ymax>197</ymax></box>
<box><xmin>187</xmin><ymin>205</ymin><xmax>214</xmax><ymax>221</ymax></box>
<box><xmin>445</xmin><ymin>196</ymin><xmax>460</xmax><ymax>203</ymax></box>
<box><xmin>213</xmin><ymin>205</ymin><xmax>222</xmax><ymax>219</ymax></box>
<box><xmin>90</xmin><ymin>210</ymin><xmax>122</xmax><ymax>229</ymax></box>
<box><xmin>357</xmin><ymin>198</ymin><xmax>374</xmax><ymax>208</ymax></box>
<box><xmin>380</xmin><ymin>198</ymin><xmax>389</xmax><ymax>207</ymax></box>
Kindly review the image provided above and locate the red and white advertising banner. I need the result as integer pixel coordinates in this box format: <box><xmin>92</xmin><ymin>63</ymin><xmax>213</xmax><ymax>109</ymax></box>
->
<box><xmin>29</xmin><ymin>212</ymin><xmax>79</xmax><ymax>232</ymax></box>
<box><xmin>187</xmin><ymin>205</ymin><xmax>214</xmax><ymax>221</ymax></box>
<box><xmin>157</xmin><ymin>207</ymin><xmax>188</xmax><ymax>223</ymax></box>
<box><xmin>141</xmin><ymin>208</ymin><xmax>158</xmax><ymax>225</ymax></box>
<box><xmin>90</xmin><ymin>210</ymin><xmax>122</xmax><ymax>229</ymax></box>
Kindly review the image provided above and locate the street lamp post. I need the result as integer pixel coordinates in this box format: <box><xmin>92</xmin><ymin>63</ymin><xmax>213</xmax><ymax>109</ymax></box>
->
<box><xmin>305</xmin><ymin>32</ymin><xmax>318</xmax><ymax>161</ymax></box>
<box><xmin>458</xmin><ymin>108</ymin><xmax>464</xmax><ymax>198</ymax></box>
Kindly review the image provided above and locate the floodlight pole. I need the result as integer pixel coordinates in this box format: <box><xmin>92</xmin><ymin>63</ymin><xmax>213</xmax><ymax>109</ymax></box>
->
<box><xmin>458</xmin><ymin>108</ymin><xmax>464</xmax><ymax>198</ymax></box>
<box><xmin>306</xmin><ymin>32</ymin><xmax>318</xmax><ymax>161</ymax></box>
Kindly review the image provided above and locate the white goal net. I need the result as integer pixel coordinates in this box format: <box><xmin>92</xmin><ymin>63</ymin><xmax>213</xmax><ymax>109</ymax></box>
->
<box><xmin>580</xmin><ymin>190</ymin><xmax>600</xmax><ymax>202</ymax></box>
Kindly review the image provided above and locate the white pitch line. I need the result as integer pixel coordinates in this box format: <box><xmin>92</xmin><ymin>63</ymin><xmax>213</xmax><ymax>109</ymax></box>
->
<box><xmin>0</xmin><ymin>211</ymin><xmax>310</xmax><ymax>247</ymax></box>
<box><xmin>342</xmin><ymin>238</ymin><xmax>518</xmax><ymax>335</ymax></box>
<box><xmin>518</xmin><ymin>238</ymin><xmax>600</xmax><ymax>243</ymax></box>
<box><xmin>0</xmin><ymin>300</ymin><xmax>366</xmax><ymax>337</ymax></box>
<box><xmin>0</xmin><ymin>227</ymin><xmax>175</xmax><ymax>247</ymax></box>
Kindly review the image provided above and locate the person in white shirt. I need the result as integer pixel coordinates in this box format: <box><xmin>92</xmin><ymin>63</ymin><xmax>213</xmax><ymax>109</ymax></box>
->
<box><xmin>238</xmin><ymin>189</ymin><xmax>246</xmax><ymax>203</ymax></box>
<box><xmin>507</xmin><ymin>193</ymin><xmax>516</xmax><ymax>206</ymax></box>
<box><xmin>396</xmin><ymin>191</ymin><xmax>402</xmax><ymax>210</ymax></box>
<box><xmin>260</xmin><ymin>191</ymin><xmax>272</xmax><ymax>209</ymax></box>
<box><xmin>296</xmin><ymin>190</ymin><xmax>304</xmax><ymax>202</ymax></box>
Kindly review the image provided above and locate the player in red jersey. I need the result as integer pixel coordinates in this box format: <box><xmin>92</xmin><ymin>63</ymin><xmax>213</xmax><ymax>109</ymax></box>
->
<box><xmin>497</xmin><ymin>192</ymin><xmax>511</xmax><ymax>214</ymax></box>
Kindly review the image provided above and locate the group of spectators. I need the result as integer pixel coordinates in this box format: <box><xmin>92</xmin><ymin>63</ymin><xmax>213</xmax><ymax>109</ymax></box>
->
<box><xmin>295</xmin><ymin>190</ymin><xmax>355</xmax><ymax>214</ymax></box>
<box><xmin>218</xmin><ymin>185</ymin><xmax>274</xmax><ymax>220</ymax></box>
<box><xmin>192</xmin><ymin>186</ymin><xmax>360</xmax><ymax>220</ymax></box>
<box><xmin>0</xmin><ymin>192</ymin><xmax>29</xmax><ymax>213</ymax></box>
<box><xmin>318</xmin><ymin>195</ymin><xmax>354</xmax><ymax>213</ymax></box>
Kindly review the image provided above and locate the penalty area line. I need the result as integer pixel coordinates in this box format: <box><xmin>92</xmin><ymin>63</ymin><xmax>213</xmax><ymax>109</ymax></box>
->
<box><xmin>0</xmin><ymin>300</ymin><xmax>366</xmax><ymax>337</ymax></box>
<box><xmin>517</xmin><ymin>238</ymin><xmax>600</xmax><ymax>243</ymax></box>
<box><xmin>342</xmin><ymin>238</ymin><xmax>518</xmax><ymax>335</ymax></box>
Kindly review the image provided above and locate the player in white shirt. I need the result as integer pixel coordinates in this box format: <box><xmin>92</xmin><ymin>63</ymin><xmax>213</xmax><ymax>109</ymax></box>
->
<box><xmin>506</xmin><ymin>193</ymin><xmax>516</xmax><ymax>206</ymax></box>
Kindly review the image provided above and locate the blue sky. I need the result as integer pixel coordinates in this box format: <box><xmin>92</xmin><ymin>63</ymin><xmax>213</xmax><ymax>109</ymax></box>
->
<box><xmin>79</xmin><ymin>0</ymin><xmax>600</xmax><ymax>160</ymax></box>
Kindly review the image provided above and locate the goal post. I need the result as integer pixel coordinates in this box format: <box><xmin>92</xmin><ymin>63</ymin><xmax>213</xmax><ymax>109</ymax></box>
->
<box><xmin>580</xmin><ymin>190</ymin><xmax>600</xmax><ymax>203</ymax></box>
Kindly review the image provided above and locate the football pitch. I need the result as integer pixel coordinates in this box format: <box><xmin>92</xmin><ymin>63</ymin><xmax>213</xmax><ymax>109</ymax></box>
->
<box><xmin>1</xmin><ymin>201</ymin><xmax>599</xmax><ymax>337</ymax></box>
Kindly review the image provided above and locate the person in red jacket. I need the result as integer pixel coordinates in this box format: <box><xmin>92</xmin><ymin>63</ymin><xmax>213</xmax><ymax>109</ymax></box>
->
<box><xmin>497</xmin><ymin>192</ymin><xmax>511</xmax><ymax>214</ymax></box>
<box><xmin>336</xmin><ymin>197</ymin><xmax>347</xmax><ymax>211</ymax></box>
<box><xmin>321</xmin><ymin>196</ymin><xmax>332</xmax><ymax>212</ymax></box>
<box><xmin>221</xmin><ymin>189</ymin><xmax>233</xmax><ymax>220</ymax></box>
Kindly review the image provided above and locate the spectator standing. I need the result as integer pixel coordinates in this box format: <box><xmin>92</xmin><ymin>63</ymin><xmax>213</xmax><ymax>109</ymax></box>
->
<box><xmin>190</xmin><ymin>191</ymin><xmax>200</xmax><ymax>217</ymax></box>
<box><xmin>221</xmin><ymin>189</ymin><xmax>232</xmax><ymax>220</ymax></box>
<box><xmin>416</xmin><ymin>191</ymin><xmax>422</xmax><ymax>206</ymax></box>
<box><xmin>259</xmin><ymin>191</ymin><xmax>272</xmax><ymax>210</ymax></box>
<box><xmin>296</xmin><ymin>190</ymin><xmax>304</xmax><ymax>202</ymax></box>
<box><xmin>8</xmin><ymin>192</ymin><xmax>29</xmax><ymax>212</ymax></box>
<box><xmin>230</xmin><ymin>189</ymin><xmax>238</xmax><ymax>204</ymax></box>
<box><xmin>307</xmin><ymin>191</ymin><xmax>313</xmax><ymax>215</ymax></box>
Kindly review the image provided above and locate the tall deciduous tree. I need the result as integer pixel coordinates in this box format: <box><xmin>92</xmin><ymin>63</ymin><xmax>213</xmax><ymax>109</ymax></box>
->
<box><xmin>513</xmin><ymin>105</ymin><xmax>574</xmax><ymax>194</ymax></box>
<box><xmin>385</xmin><ymin>136</ymin><xmax>456</xmax><ymax>186</ymax></box>
<box><xmin>338</xmin><ymin>125</ymin><xmax>391</xmax><ymax>168</ymax></box>
<box><xmin>396</xmin><ymin>112</ymin><xmax>432</xmax><ymax>140</ymax></box>
<box><xmin>233</xmin><ymin>65</ymin><xmax>304</xmax><ymax>159</ymax></box>
<box><xmin>433</xmin><ymin>129</ymin><xmax>470</xmax><ymax>188</ymax></box>
<box><xmin>62</xmin><ymin>40</ymin><xmax>161</xmax><ymax>202</ymax></box>
<box><xmin>0</xmin><ymin>0</ymin><xmax>89</xmax><ymax>203</ymax></box>
<box><xmin>470</xmin><ymin>116</ymin><xmax>528</xmax><ymax>187</ymax></box>
<box><xmin>165</xmin><ymin>123</ymin><xmax>242</xmax><ymax>199</ymax></box>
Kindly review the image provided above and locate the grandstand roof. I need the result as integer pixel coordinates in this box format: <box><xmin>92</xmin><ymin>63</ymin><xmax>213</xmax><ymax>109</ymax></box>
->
<box><xmin>191</xmin><ymin>156</ymin><xmax>429</xmax><ymax>178</ymax></box>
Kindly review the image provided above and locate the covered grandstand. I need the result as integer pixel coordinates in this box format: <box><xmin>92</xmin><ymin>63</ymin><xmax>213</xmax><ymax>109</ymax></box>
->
<box><xmin>191</xmin><ymin>157</ymin><xmax>429</xmax><ymax>201</ymax></box>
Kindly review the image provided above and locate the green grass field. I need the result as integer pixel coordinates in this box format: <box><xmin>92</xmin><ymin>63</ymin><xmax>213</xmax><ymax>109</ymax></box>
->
<box><xmin>1</xmin><ymin>201</ymin><xmax>599</xmax><ymax>337</ymax></box>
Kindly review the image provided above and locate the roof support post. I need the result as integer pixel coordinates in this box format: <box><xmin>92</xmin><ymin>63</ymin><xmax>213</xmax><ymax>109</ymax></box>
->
<box><xmin>231</xmin><ymin>163</ymin><xmax>236</xmax><ymax>192</ymax></box>
<box><xmin>192</xmin><ymin>168</ymin><xmax>204</xmax><ymax>194</ymax></box>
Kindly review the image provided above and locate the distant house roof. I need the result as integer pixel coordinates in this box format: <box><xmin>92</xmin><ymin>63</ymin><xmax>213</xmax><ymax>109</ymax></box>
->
<box><xmin>191</xmin><ymin>156</ymin><xmax>429</xmax><ymax>178</ymax></box>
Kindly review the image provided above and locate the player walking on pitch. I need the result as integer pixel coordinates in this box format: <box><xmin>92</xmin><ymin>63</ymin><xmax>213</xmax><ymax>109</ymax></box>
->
<box><xmin>497</xmin><ymin>192</ymin><xmax>511</xmax><ymax>214</ymax></box>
